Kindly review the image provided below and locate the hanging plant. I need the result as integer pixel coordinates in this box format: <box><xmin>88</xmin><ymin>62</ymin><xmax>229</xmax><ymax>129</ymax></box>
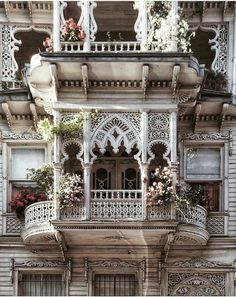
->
<box><xmin>61</xmin><ymin>18</ymin><xmax>86</xmax><ymax>42</ymax></box>
<box><xmin>37</xmin><ymin>112</ymin><xmax>84</xmax><ymax>142</ymax></box>
<box><xmin>147</xmin><ymin>1</ymin><xmax>194</xmax><ymax>52</ymax></box>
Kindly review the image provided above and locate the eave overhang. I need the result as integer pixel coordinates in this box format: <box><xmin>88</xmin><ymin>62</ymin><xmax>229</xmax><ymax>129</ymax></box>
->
<box><xmin>27</xmin><ymin>52</ymin><xmax>205</xmax><ymax>113</ymax></box>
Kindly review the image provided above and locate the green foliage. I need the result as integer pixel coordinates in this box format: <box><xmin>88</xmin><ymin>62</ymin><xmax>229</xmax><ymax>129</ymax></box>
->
<box><xmin>27</xmin><ymin>164</ymin><xmax>54</xmax><ymax>196</ymax></box>
<box><xmin>37</xmin><ymin>111</ymin><xmax>90</xmax><ymax>142</ymax></box>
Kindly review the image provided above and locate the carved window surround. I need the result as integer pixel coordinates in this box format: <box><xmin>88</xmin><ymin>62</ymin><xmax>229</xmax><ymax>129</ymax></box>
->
<box><xmin>164</xmin><ymin>257</ymin><xmax>234</xmax><ymax>296</ymax></box>
<box><xmin>84</xmin><ymin>257</ymin><xmax>146</xmax><ymax>296</ymax></box>
<box><xmin>12</xmin><ymin>258</ymin><xmax>71</xmax><ymax>296</ymax></box>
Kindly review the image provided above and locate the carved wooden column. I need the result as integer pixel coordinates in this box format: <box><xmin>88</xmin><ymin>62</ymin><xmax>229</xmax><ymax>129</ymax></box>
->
<box><xmin>83</xmin><ymin>112</ymin><xmax>91</xmax><ymax>220</ymax></box>
<box><xmin>78</xmin><ymin>0</ymin><xmax>97</xmax><ymax>52</ymax></box>
<box><xmin>170</xmin><ymin>111</ymin><xmax>178</xmax><ymax>183</ymax></box>
<box><xmin>134</xmin><ymin>0</ymin><xmax>151</xmax><ymax>51</ymax></box>
<box><xmin>140</xmin><ymin>111</ymin><xmax>149</xmax><ymax>219</ymax></box>
<box><xmin>53</xmin><ymin>0</ymin><xmax>61</xmax><ymax>52</ymax></box>
<box><xmin>53</xmin><ymin>111</ymin><xmax>62</xmax><ymax>219</ymax></box>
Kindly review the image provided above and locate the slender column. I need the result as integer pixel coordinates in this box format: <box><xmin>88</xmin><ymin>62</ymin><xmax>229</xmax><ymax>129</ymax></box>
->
<box><xmin>53</xmin><ymin>111</ymin><xmax>61</xmax><ymax>219</ymax></box>
<box><xmin>170</xmin><ymin>111</ymin><xmax>178</xmax><ymax>220</ymax></box>
<box><xmin>140</xmin><ymin>0</ymin><xmax>148</xmax><ymax>51</ymax></box>
<box><xmin>140</xmin><ymin>111</ymin><xmax>149</xmax><ymax>219</ymax></box>
<box><xmin>83</xmin><ymin>112</ymin><xmax>91</xmax><ymax>219</ymax></box>
<box><xmin>53</xmin><ymin>0</ymin><xmax>61</xmax><ymax>52</ymax></box>
<box><xmin>82</xmin><ymin>0</ymin><xmax>90</xmax><ymax>51</ymax></box>
<box><xmin>170</xmin><ymin>1</ymin><xmax>178</xmax><ymax>51</ymax></box>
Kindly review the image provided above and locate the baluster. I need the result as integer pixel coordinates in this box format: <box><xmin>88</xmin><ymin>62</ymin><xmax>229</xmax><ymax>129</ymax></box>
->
<box><xmin>102</xmin><ymin>43</ymin><xmax>105</xmax><ymax>52</ymax></box>
<box><xmin>128</xmin><ymin>191</ymin><xmax>131</xmax><ymax>199</ymax></box>
<box><xmin>117</xmin><ymin>191</ymin><xmax>120</xmax><ymax>199</ymax></box>
<box><xmin>106</xmin><ymin>191</ymin><xmax>108</xmax><ymax>199</ymax></box>
<box><xmin>120</xmin><ymin>44</ymin><xmax>123</xmax><ymax>52</ymax></box>
<box><xmin>111</xmin><ymin>191</ymin><xmax>114</xmax><ymax>199</ymax></box>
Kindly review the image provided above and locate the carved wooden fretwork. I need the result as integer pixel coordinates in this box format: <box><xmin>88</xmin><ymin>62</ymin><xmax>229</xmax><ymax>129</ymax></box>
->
<box><xmin>148</xmin><ymin>112</ymin><xmax>170</xmax><ymax>142</ymax></box>
<box><xmin>90</xmin><ymin>113</ymin><xmax>141</xmax><ymax>162</ymax></box>
<box><xmin>2</xmin><ymin>132</ymin><xmax>42</xmax><ymax>140</ymax></box>
<box><xmin>59</xmin><ymin>1</ymin><xmax>67</xmax><ymax>25</ymax></box>
<box><xmin>179</xmin><ymin>131</ymin><xmax>229</xmax><ymax>141</ymax></box>
<box><xmin>84</xmin><ymin>258</ymin><xmax>146</xmax><ymax>282</ymax></box>
<box><xmin>133</xmin><ymin>0</ymin><xmax>153</xmax><ymax>42</ymax></box>
<box><xmin>14</xmin><ymin>259</ymin><xmax>67</xmax><ymax>268</ymax></box>
<box><xmin>77</xmin><ymin>0</ymin><xmax>97</xmax><ymax>41</ymax></box>
<box><xmin>168</xmin><ymin>272</ymin><xmax>225</xmax><ymax>296</ymax></box>
<box><xmin>147</xmin><ymin>140</ymin><xmax>170</xmax><ymax>165</ymax></box>
<box><xmin>189</xmin><ymin>23</ymin><xmax>228</xmax><ymax>75</ymax></box>
<box><xmin>1</xmin><ymin>24</ymin><xmax>51</xmax><ymax>81</ymax></box>
<box><xmin>169</xmin><ymin>257</ymin><xmax>230</xmax><ymax>269</ymax></box>
<box><xmin>60</xmin><ymin>113</ymin><xmax>84</xmax><ymax>140</ymax></box>
<box><xmin>61</xmin><ymin>138</ymin><xmax>84</xmax><ymax>164</ymax></box>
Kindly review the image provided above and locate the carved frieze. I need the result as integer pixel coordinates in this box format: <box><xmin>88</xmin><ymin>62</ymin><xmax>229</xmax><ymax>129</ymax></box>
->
<box><xmin>2</xmin><ymin>132</ymin><xmax>43</xmax><ymax>140</ymax></box>
<box><xmin>170</xmin><ymin>257</ymin><xmax>230</xmax><ymax>269</ymax></box>
<box><xmin>14</xmin><ymin>259</ymin><xmax>66</xmax><ymax>268</ymax></box>
<box><xmin>179</xmin><ymin>132</ymin><xmax>229</xmax><ymax>141</ymax></box>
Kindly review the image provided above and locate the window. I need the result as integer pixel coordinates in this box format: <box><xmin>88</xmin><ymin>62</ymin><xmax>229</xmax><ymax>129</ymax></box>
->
<box><xmin>18</xmin><ymin>273</ymin><xmax>63</xmax><ymax>296</ymax></box>
<box><xmin>94</xmin><ymin>274</ymin><xmax>136</xmax><ymax>296</ymax></box>
<box><xmin>185</xmin><ymin>147</ymin><xmax>222</xmax><ymax>211</ymax></box>
<box><xmin>8</xmin><ymin>147</ymin><xmax>45</xmax><ymax>210</ymax></box>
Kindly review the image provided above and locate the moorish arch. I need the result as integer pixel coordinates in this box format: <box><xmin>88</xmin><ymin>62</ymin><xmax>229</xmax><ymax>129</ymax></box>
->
<box><xmin>90</xmin><ymin>113</ymin><xmax>141</xmax><ymax>163</ymax></box>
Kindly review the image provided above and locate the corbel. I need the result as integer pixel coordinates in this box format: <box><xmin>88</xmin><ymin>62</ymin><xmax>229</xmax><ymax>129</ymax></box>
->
<box><xmin>67</xmin><ymin>258</ymin><xmax>72</xmax><ymax>283</ymax></box>
<box><xmin>49</xmin><ymin>64</ymin><xmax>59</xmax><ymax>101</ymax></box>
<box><xmin>219</xmin><ymin>103</ymin><xmax>229</xmax><ymax>131</ymax></box>
<box><xmin>29</xmin><ymin>103</ymin><xmax>39</xmax><ymax>129</ymax></box>
<box><xmin>81</xmin><ymin>64</ymin><xmax>89</xmax><ymax>100</ymax></box>
<box><xmin>171</xmin><ymin>64</ymin><xmax>180</xmax><ymax>96</ymax></box>
<box><xmin>142</xmin><ymin>64</ymin><xmax>149</xmax><ymax>100</ymax></box>
<box><xmin>193</xmin><ymin>103</ymin><xmax>201</xmax><ymax>133</ymax></box>
<box><xmin>2</xmin><ymin>102</ymin><xmax>13</xmax><ymax>130</ymax></box>
<box><xmin>161</xmin><ymin>232</ymin><xmax>175</xmax><ymax>264</ymax></box>
<box><xmin>140</xmin><ymin>257</ymin><xmax>146</xmax><ymax>281</ymax></box>
<box><xmin>55</xmin><ymin>231</ymin><xmax>67</xmax><ymax>261</ymax></box>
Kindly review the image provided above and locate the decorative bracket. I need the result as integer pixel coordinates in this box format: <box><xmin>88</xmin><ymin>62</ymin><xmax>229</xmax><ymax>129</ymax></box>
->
<box><xmin>81</xmin><ymin>64</ymin><xmax>89</xmax><ymax>99</ymax></box>
<box><xmin>193</xmin><ymin>103</ymin><xmax>202</xmax><ymax>133</ymax></box>
<box><xmin>50</xmin><ymin>64</ymin><xmax>59</xmax><ymax>101</ymax></box>
<box><xmin>142</xmin><ymin>64</ymin><xmax>149</xmax><ymax>100</ymax></box>
<box><xmin>171</xmin><ymin>65</ymin><xmax>180</xmax><ymax>95</ymax></box>
<box><xmin>2</xmin><ymin>102</ymin><xmax>13</xmax><ymax>130</ymax></box>
<box><xmin>219</xmin><ymin>103</ymin><xmax>229</xmax><ymax>131</ymax></box>
<box><xmin>29</xmin><ymin>103</ymin><xmax>39</xmax><ymax>130</ymax></box>
<box><xmin>55</xmin><ymin>231</ymin><xmax>68</xmax><ymax>261</ymax></box>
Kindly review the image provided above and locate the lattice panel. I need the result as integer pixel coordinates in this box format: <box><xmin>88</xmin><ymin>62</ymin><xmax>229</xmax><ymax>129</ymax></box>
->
<box><xmin>168</xmin><ymin>272</ymin><xmax>225</xmax><ymax>296</ymax></box>
<box><xmin>1</xmin><ymin>25</ymin><xmax>17</xmax><ymax>79</ymax></box>
<box><xmin>25</xmin><ymin>201</ymin><xmax>55</xmax><ymax>228</ymax></box>
<box><xmin>5</xmin><ymin>215</ymin><xmax>24</xmax><ymax>234</ymax></box>
<box><xmin>147</xmin><ymin>204</ymin><xmax>171</xmax><ymax>220</ymax></box>
<box><xmin>91</xmin><ymin>112</ymin><xmax>141</xmax><ymax>135</ymax></box>
<box><xmin>90</xmin><ymin>201</ymin><xmax>142</xmax><ymax>220</ymax></box>
<box><xmin>60</xmin><ymin>203</ymin><xmax>85</xmax><ymax>220</ymax></box>
<box><xmin>206</xmin><ymin>216</ymin><xmax>225</xmax><ymax>235</ymax></box>
<box><xmin>148</xmin><ymin>112</ymin><xmax>170</xmax><ymax>142</ymax></box>
<box><xmin>213</xmin><ymin>24</ymin><xmax>228</xmax><ymax>75</ymax></box>
<box><xmin>176</xmin><ymin>205</ymin><xmax>207</xmax><ymax>228</ymax></box>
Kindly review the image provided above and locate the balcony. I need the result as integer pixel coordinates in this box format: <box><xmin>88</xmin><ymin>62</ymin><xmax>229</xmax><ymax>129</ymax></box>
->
<box><xmin>22</xmin><ymin>190</ymin><xmax>209</xmax><ymax>247</ymax></box>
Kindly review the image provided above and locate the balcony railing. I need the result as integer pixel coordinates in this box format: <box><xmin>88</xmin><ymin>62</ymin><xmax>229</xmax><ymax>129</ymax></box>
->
<box><xmin>90</xmin><ymin>189</ymin><xmax>142</xmax><ymax>220</ymax></box>
<box><xmin>60</xmin><ymin>41</ymin><xmax>163</xmax><ymax>53</ymax></box>
<box><xmin>24</xmin><ymin>190</ymin><xmax>207</xmax><ymax>229</ymax></box>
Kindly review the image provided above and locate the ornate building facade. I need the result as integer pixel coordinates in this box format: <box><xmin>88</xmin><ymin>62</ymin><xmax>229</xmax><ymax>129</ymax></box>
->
<box><xmin>0</xmin><ymin>1</ymin><xmax>236</xmax><ymax>296</ymax></box>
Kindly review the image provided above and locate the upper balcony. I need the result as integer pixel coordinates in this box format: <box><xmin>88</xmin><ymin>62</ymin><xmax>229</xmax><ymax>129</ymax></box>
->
<box><xmin>21</xmin><ymin>191</ymin><xmax>209</xmax><ymax>248</ymax></box>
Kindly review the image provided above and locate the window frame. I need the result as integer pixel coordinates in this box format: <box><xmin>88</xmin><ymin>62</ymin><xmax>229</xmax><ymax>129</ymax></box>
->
<box><xmin>2</xmin><ymin>142</ymin><xmax>51</xmax><ymax>214</ymax></box>
<box><xmin>181</xmin><ymin>141</ymin><xmax>228</xmax><ymax>213</ymax></box>
<box><xmin>14</xmin><ymin>268</ymin><xmax>67</xmax><ymax>296</ymax></box>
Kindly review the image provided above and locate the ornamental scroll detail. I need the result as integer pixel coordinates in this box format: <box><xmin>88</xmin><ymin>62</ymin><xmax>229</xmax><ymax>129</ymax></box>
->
<box><xmin>168</xmin><ymin>272</ymin><xmax>225</xmax><ymax>296</ymax></box>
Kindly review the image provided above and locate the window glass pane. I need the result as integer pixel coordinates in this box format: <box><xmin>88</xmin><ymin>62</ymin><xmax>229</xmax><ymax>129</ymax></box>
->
<box><xmin>11</xmin><ymin>149</ymin><xmax>45</xmax><ymax>179</ymax></box>
<box><xmin>19</xmin><ymin>274</ymin><xmax>63</xmax><ymax>296</ymax></box>
<box><xmin>186</xmin><ymin>148</ymin><xmax>220</xmax><ymax>179</ymax></box>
